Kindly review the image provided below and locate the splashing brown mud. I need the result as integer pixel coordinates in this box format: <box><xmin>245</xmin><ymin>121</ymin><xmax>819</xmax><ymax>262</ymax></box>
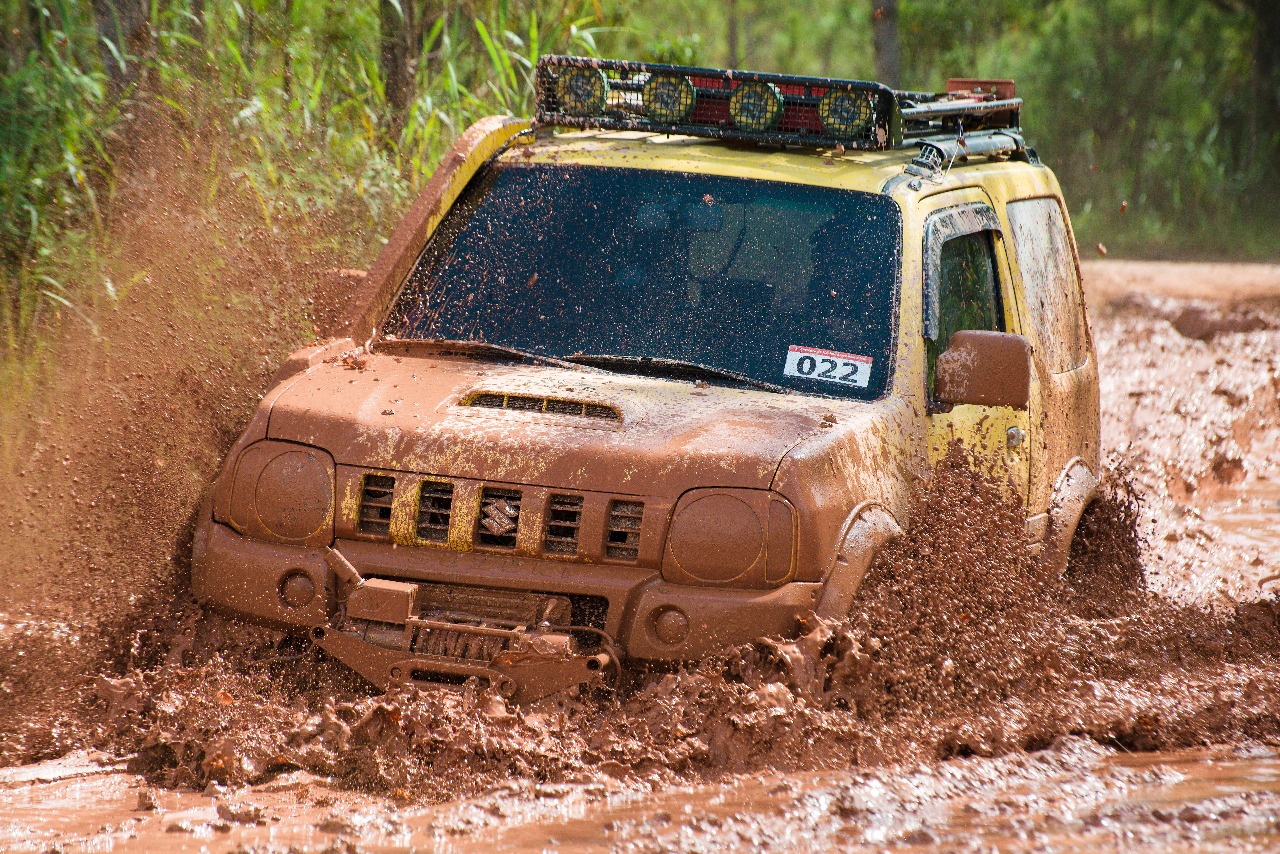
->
<box><xmin>2</xmin><ymin>123</ymin><xmax>1280</xmax><ymax>846</ymax></box>
<box><xmin>0</xmin><ymin>113</ymin><xmax>347</xmax><ymax>764</ymax></box>
<box><xmin>6</xmin><ymin>446</ymin><xmax>1277</xmax><ymax>812</ymax></box>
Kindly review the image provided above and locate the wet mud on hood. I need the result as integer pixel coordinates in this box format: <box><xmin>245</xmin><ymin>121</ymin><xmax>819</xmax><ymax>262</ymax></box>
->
<box><xmin>264</xmin><ymin>351</ymin><xmax>831</xmax><ymax>495</ymax></box>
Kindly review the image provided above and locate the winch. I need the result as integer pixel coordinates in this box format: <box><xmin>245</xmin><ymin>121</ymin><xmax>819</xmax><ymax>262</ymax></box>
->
<box><xmin>315</xmin><ymin>574</ymin><xmax>619</xmax><ymax>704</ymax></box>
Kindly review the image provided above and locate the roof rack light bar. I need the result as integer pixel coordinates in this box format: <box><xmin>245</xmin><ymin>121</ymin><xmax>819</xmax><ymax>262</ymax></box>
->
<box><xmin>536</xmin><ymin>55</ymin><xmax>900</xmax><ymax>150</ymax></box>
<box><xmin>535</xmin><ymin>56</ymin><xmax>1023</xmax><ymax>152</ymax></box>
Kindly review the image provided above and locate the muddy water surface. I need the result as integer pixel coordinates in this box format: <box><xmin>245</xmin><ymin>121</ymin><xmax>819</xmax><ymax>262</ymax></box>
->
<box><xmin>2</xmin><ymin>261</ymin><xmax>1280</xmax><ymax>851</ymax></box>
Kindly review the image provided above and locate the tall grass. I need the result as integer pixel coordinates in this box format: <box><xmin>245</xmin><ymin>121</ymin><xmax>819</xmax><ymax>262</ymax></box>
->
<box><xmin>4</xmin><ymin>0</ymin><xmax>1277</xmax><ymax>377</ymax></box>
<box><xmin>0</xmin><ymin>0</ymin><xmax>615</xmax><ymax>374</ymax></box>
<box><xmin>1</xmin><ymin>0</ymin><xmax>115</xmax><ymax>359</ymax></box>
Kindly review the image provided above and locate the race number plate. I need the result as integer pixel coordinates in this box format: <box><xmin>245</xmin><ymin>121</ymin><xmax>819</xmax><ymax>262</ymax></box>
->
<box><xmin>783</xmin><ymin>345</ymin><xmax>872</xmax><ymax>388</ymax></box>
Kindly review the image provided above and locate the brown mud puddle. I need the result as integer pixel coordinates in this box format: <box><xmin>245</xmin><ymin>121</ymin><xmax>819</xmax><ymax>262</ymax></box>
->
<box><xmin>2</xmin><ymin>260</ymin><xmax>1280</xmax><ymax>851</ymax></box>
<box><xmin>6</xmin><ymin>740</ymin><xmax>1280</xmax><ymax>852</ymax></box>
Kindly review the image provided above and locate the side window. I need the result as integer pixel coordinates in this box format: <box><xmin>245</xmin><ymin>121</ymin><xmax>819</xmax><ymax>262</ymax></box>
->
<box><xmin>1006</xmin><ymin>197</ymin><xmax>1087</xmax><ymax>372</ymax></box>
<box><xmin>927</xmin><ymin>231</ymin><xmax>1002</xmax><ymax>395</ymax></box>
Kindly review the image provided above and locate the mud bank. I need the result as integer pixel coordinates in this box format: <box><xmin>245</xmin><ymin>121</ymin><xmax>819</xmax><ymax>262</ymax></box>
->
<box><xmin>1</xmin><ymin>258</ymin><xmax>1279</xmax><ymax>851</ymax></box>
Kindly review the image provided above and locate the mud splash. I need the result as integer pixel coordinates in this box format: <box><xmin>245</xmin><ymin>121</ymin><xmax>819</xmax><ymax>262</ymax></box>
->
<box><xmin>12</xmin><ymin>448</ymin><xmax>1269</xmax><ymax>814</ymax></box>
<box><xmin>0</xmin><ymin>114</ymin><xmax>349</xmax><ymax>764</ymax></box>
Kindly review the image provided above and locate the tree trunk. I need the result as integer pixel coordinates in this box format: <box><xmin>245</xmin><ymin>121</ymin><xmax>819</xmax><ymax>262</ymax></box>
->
<box><xmin>91</xmin><ymin>0</ymin><xmax>151</xmax><ymax>97</ymax></box>
<box><xmin>726</xmin><ymin>0</ymin><xmax>740</xmax><ymax>67</ymax></box>
<box><xmin>871</xmin><ymin>0</ymin><xmax>900</xmax><ymax>89</ymax></box>
<box><xmin>380</xmin><ymin>0</ymin><xmax>413</xmax><ymax>125</ymax></box>
<box><xmin>191</xmin><ymin>0</ymin><xmax>206</xmax><ymax>46</ymax></box>
<box><xmin>282</xmin><ymin>0</ymin><xmax>294</xmax><ymax>105</ymax></box>
<box><xmin>1245</xmin><ymin>0</ymin><xmax>1280</xmax><ymax>114</ymax></box>
<box><xmin>1</xmin><ymin>2</ymin><xmax>40</xmax><ymax>68</ymax></box>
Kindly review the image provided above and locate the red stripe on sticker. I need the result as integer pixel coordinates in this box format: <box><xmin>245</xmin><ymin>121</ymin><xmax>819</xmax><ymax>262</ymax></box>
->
<box><xmin>788</xmin><ymin>345</ymin><xmax>873</xmax><ymax>363</ymax></box>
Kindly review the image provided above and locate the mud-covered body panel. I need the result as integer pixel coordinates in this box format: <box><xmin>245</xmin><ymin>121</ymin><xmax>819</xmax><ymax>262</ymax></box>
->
<box><xmin>266</xmin><ymin>350</ymin><xmax>823</xmax><ymax>495</ymax></box>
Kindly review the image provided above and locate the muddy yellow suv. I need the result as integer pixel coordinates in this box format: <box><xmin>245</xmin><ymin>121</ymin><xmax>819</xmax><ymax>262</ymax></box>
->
<box><xmin>192</xmin><ymin>57</ymin><xmax>1100</xmax><ymax>702</ymax></box>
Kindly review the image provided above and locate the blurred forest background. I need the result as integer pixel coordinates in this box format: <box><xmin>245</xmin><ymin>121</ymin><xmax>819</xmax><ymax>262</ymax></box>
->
<box><xmin>2</xmin><ymin>0</ymin><xmax>1278</xmax><ymax>370</ymax></box>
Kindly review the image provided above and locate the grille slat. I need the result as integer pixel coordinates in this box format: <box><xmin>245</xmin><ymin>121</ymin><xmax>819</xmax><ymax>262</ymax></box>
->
<box><xmin>605</xmin><ymin>500</ymin><xmax>644</xmax><ymax>561</ymax></box>
<box><xmin>543</xmin><ymin>495</ymin><xmax>584</xmax><ymax>555</ymax></box>
<box><xmin>464</xmin><ymin>393</ymin><xmax>621</xmax><ymax>423</ymax></box>
<box><xmin>358</xmin><ymin>474</ymin><xmax>396</xmax><ymax>535</ymax></box>
<box><xmin>477</xmin><ymin>487</ymin><xmax>522</xmax><ymax>548</ymax></box>
<box><xmin>416</xmin><ymin>481</ymin><xmax>454</xmax><ymax>542</ymax></box>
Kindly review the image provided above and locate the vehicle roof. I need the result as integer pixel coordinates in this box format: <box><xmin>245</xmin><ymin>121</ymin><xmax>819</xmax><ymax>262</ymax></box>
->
<box><xmin>502</xmin><ymin>128</ymin><xmax>1043</xmax><ymax>198</ymax></box>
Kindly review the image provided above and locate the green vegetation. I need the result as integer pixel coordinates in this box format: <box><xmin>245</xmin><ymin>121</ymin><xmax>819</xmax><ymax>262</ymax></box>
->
<box><xmin>0</xmin><ymin>0</ymin><xmax>617</xmax><ymax>368</ymax></box>
<box><xmin>2</xmin><ymin>0</ymin><xmax>1278</xmax><ymax>370</ymax></box>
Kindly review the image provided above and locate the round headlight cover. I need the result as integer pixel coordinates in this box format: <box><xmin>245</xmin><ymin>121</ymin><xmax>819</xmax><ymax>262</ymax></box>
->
<box><xmin>729</xmin><ymin>81</ymin><xmax>783</xmax><ymax>132</ymax></box>
<box><xmin>643</xmin><ymin>74</ymin><xmax>696</xmax><ymax>123</ymax></box>
<box><xmin>255</xmin><ymin>448</ymin><xmax>334</xmax><ymax>540</ymax></box>
<box><xmin>556</xmin><ymin>66</ymin><xmax>609</xmax><ymax>117</ymax></box>
<box><xmin>666</xmin><ymin>492</ymin><xmax>764</xmax><ymax>583</ymax></box>
<box><xmin>662</xmin><ymin>488</ymin><xmax>796</xmax><ymax>588</ymax></box>
<box><xmin>819</xmin><ymin>89</ymin><xmax>872</xmax><ymax>137</ymax></box>
<box><xmin>228</xmin><ymin>441</ymin><xmax>335</xmax><ymax>544</ymax></box>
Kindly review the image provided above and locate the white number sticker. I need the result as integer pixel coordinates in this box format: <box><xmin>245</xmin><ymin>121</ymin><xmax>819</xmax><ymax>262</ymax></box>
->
<box><xmin>783</xmin><ymin>345</ymin><xmax>872</xmax><ymax>388</ymax></box>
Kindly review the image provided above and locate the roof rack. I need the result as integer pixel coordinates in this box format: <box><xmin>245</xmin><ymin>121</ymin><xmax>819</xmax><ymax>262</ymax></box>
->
<box><xmin>534</xmin><ymin>56</ymin><xmax>1024</xmax><ymax>154</ymax></box>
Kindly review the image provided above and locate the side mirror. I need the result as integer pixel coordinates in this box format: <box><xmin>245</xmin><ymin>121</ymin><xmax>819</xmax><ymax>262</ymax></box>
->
<box><xmin>934</xmin><ymin>329</ymin><xmax>1031</xmax><ymax>410</ymax></box>
<box><xmin>313</xmin><ymin>269</ymin><xmax>367</xmax><ymax>339</ymax></box>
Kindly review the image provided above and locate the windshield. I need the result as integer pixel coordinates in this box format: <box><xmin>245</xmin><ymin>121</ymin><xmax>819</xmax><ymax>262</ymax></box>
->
<box><xmin>384</xmin><ymin>163</ymin><xmax>902</xmax><ymax>400</ymax></box>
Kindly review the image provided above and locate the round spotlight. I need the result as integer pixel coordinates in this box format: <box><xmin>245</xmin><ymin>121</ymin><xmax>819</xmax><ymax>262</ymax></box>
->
<box><xmin>819</xmin><ymin>88</ymin><xmax>872</xmax><ymax>137</ymax></box>
<box><xmin>279</xmin><ymin>571</ymin><xmax>316</xmax><ymax>609</ymax></box>
<box><xmin>555</xmin><ymin>66</ymin><xmax>609</xmax><ymax>117</ymax></box>
<box><xmin>643</xmin><ymin>74</ymin><xmax>696</xmax><ymax>123</ymax></box>
<box><xmin>728</xmin><ymin>81</ymin><xmax>783</xmax><ymax>132</ymax></box>
<box><xmin>652</xmin><ymin>607</ymin><xmax>690</xmax><ymax>645</ymax></box>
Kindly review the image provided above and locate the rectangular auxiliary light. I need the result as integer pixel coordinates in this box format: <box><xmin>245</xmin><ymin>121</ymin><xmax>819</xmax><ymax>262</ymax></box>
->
<box><xmin>535</xmin><ymin>55</ymin><xmax>902</xmax><ymax>151</ymax></box>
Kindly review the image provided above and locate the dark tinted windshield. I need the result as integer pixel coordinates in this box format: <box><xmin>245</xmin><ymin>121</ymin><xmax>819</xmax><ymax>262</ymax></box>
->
<box><xmin>384</xmin><ymin>163</ymin><xmax>901</xmax><ymax>400</ymax></box>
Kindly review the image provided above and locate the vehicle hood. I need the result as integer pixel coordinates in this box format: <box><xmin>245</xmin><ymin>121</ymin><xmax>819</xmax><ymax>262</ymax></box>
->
<box><xmin>265</xmin><ymin>350</ymin><xmax>828</xmax><ymax>495</ymax></box>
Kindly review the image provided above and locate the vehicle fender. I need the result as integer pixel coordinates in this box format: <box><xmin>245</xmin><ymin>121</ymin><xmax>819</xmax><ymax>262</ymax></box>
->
<box><xmin>269</xmin><ymin>337</ymin><xmax>358</xmax><ymax>387</ymax></box>
<box><xmin>1043</xmin><ymin>457</ymin><xmax>1099</xmax><ymax>576</ymax></box>
<box><xmin>813</xmin><ymin>503</ymin><xmax>902</xmax><ymax>619</ymax></box>
<box><xmin>342</xmin><ymin>115</ymin><xmax>533</xmax><ymax>339</ymax></box>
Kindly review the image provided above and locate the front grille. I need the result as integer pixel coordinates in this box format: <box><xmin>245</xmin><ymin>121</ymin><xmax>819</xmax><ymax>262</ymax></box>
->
<box><xmin>466</xmin><ymin>392</ymin><xmax>621</xmax><ymax>423</ymax></box>
<box><xmin>476</xmin><ymin>487</ymin><xmax>521</xmax><ymax>548</ymax></box>
<box><xmin>543</xmin><ymin>494</ymin><xmax>584</xmax><ymax>555</ymax></box>
<box><xmin>605</xmin><ymin>500</ymin><xmax>643</xmax><ymax>561</ymax></box>
<box><xmin>416</xmin><ymin>481</ymin><xmax>454</xmax><ymax>542</ymax></box>
<box><xmin>358</xmin><ymin>474</ymin><xmax>395</xmax><ymax>535</ymax></box>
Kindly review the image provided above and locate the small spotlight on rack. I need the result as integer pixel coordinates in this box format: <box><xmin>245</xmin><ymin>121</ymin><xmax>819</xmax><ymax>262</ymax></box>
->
<box><xmin>728</xmin><ymin>81</ymin><xmax>783</xmax><ymax>131</ymax></box>
<box><xmin>554</xmin><ymin>65</ymin><xmax>609</xmax><ymax>117</ymax></box>
<box><xmin>643</xmin><ymin>74</ymin><xmax>696</xmax><ymax>122</ymax></box>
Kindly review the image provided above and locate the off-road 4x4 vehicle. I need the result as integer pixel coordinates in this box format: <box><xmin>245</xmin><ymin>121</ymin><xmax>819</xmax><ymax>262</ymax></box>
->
<box><xmin>192</xmin><ymin>57</ymin><xmax>1100</xmax><ymax>702</ymax></box>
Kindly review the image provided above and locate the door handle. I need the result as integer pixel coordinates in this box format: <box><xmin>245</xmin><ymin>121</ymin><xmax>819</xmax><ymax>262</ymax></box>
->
<box><xmin>1006</xmin><ymin>426</ymin><xmax>1026</xmax><ymax>449</ymax></box>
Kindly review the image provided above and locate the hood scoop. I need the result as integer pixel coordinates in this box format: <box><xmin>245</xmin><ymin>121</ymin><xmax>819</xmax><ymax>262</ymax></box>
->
<box><xmin>464</xmin><ymin>391</ymin><xmax>622</xmax><ymax>423</ymax></box>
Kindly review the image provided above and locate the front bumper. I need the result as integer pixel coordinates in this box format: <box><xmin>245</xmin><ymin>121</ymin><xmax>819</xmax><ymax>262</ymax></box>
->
<box><xmin>192</xmin><ymin>520</ymin><xmax>820</xmax><ymax>687</ymax></box>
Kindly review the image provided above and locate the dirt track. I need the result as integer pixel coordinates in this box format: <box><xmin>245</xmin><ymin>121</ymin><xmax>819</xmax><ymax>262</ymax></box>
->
<box><xmin>2</xmin><ymin>259</ymin><xmax>1280</xmax><ymax>852</ymax></box>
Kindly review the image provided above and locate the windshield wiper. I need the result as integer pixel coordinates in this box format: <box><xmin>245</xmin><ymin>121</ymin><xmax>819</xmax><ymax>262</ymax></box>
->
<box><xmin>561</xmin><ymin>354</ymin><xmax>790</xmax><ymax>394</ymax></box>
<box><xmin>375</xmin><ymin>338</ymin><xmax>593</xmax><ymax>373</ymax></box>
